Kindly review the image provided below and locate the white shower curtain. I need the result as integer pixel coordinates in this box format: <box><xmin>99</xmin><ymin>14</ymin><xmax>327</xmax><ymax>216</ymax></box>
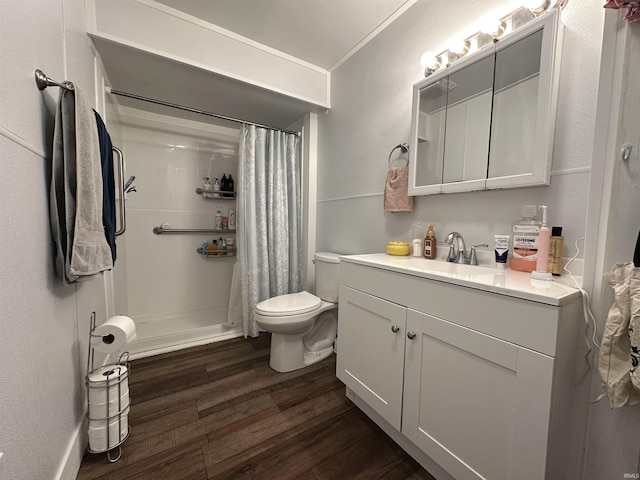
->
<box><xmin>236</xmin><ymin>124</ymin><xmax>302</xmax><ymax>337</ymax></box>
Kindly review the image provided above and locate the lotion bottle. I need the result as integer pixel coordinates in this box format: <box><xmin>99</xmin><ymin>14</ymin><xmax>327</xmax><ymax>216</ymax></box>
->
<box><xmin>531</xmin><ymin>205</ymin><xmax>552</xmax><ymax>281</ymax></box>
<box><xmin>548</xmin><ymin>226</ymin><xmax>564</xmax><ymax>276</ymax></box>
<box><xmin>424</xmin><ymin>224</ymin><xmax>437</xmax><ymax>259</ymax></box>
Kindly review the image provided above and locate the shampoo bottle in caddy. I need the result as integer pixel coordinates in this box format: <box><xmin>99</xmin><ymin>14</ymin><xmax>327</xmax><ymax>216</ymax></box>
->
<box><xmin>531</xmin><ymin>205</ymin><xmax>552</xmax><ymax>281</ymax></box>
<box><xmin>202</xmin><ymin>177</ymin><xmax>213</xmax><ymax>198</ymax></box>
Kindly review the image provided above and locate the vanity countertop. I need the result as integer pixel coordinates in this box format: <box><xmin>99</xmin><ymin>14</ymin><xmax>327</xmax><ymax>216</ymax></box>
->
<box><xmin>340</xmin><ymin>253</ymin><xmax>581</xmax><ymax>306</ymax></box>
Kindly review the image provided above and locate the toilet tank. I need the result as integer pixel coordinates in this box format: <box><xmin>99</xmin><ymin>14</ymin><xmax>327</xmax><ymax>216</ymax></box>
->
<box><xmin>314</xmin><ymin>252</ymin><xmax>341</xmax><ymax>303</ymax></box>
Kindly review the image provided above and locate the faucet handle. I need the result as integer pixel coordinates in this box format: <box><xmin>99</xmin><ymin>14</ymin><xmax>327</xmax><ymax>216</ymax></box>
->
<box><xmin>469</xmin><ymin>244</ymin><xmax>489</xmax><ymax>266</ymax></box>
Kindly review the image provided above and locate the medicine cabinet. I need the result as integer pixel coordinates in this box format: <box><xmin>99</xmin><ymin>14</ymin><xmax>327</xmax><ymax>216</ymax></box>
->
<box><xmin>408</xmin><ymin>10</ymin><xmax>563</xmax><ymax>196</ymax></box>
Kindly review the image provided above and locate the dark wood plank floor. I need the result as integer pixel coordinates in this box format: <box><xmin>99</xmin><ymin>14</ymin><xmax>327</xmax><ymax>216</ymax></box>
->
<box><xmin>77</xmin><ymin>333</ymin><xmax>435</xmax><ymax>480</ymax></box>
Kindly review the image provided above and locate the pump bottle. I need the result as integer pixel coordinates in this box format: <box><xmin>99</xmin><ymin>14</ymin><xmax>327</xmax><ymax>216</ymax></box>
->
<box><xmin>424</xmin><ymin>224</ymin><xmax>437</xmax><ymax>259</ymax></box>
<box><xmin>531</xmin><ymin>205</ymin><xmax>552</xmax><ymax>281</ymax></box>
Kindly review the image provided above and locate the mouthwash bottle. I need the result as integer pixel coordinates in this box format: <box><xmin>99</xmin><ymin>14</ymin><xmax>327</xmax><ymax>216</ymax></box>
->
<box><xmin>510</xmin><ymin>205</ymin><xmax>541</xmax><ymax>272</ymax></box>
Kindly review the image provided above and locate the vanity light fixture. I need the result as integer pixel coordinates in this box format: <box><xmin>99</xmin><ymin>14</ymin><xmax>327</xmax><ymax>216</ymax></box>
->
<box><xmin>419</xmin><ymin>0</ymin><xmax>568</xmax><ymax>77</ymax></box>
<box><xmin>420</xmin><ymin>52</ymin><xmax>441</xmax><ymax>76</ymax></box>
<box><xmin>523</xmin><ymin>0</ymin><xmax>549</xmax><ymax>15</ymax></box>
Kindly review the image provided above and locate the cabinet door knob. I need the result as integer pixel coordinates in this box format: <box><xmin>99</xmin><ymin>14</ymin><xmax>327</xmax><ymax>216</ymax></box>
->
<box><xmin>391</xmin><ymin>325</ymin><xmax>400</xmax><ymax>333</ymax></box>
<box><xmin>407</xmin><ymin>331</ymin><xmax>416</xmax><ymax>340</ymax></box>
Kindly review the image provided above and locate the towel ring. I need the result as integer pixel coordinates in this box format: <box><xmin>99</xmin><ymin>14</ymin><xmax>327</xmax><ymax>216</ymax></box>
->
<box><xmin>388</xmin><ymin>143</ymin><xmax>409</xmax><ymax>167</ymax></box>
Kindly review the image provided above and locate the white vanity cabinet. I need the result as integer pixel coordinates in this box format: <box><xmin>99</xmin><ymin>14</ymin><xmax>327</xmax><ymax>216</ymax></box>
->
<box><xmin>336</xmin><ymin>255</ymin><xmax>581</xmax><ymax>480</ymax></box>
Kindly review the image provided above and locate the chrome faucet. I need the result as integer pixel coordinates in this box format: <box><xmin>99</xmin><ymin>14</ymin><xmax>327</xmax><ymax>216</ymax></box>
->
<box><xmin>445</xmin><ymin>232</ymin><xmax>488</xmax><ymax>265</ymax></box>
<box><xmin>445</xmin><ymin>232</ymin><xmax>468</xmax><ymax>264</ymax></box>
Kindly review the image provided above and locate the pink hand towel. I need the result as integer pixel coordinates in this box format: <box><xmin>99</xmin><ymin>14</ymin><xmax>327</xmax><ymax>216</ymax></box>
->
<box><xmin>384</xmin><ymin>165</ymin><xmax>413</xmax><ymax>213</ymax></box>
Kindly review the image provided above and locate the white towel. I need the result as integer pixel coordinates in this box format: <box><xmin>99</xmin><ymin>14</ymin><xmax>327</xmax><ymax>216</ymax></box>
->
<box><xmin>50</xmin><ymin>86</ymin><xmax>113</xmax><ymax>284</ymax></box>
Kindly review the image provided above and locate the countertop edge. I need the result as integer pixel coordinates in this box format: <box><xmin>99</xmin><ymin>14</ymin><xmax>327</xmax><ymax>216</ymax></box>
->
<box><xmin>339</xmin><ymin>254</ymin><xmax>582</xmax><ymax>307</ymax></box>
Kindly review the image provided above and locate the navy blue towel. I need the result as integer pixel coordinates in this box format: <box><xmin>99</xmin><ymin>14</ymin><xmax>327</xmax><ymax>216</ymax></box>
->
<box><xmin>93</xmin><ymin>110</ymin><xmax>116</xmax><ymax>262</ymax></box>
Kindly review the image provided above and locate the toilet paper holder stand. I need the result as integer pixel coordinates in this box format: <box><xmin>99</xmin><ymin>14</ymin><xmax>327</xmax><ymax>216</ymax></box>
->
<box><xmin>86</xmin><ymin>312</ymin><xmax>131</xmax><ymax>462</ymax></box>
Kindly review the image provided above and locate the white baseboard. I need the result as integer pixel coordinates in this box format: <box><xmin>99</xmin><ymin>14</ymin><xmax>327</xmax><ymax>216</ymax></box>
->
<box><xmin>54</xmin><ymin>417</ymin><xmax>88</xmax><ymax>480</ymax></box>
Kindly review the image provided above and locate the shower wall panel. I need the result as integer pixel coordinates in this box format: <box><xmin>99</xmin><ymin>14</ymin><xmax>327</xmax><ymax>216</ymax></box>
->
<box><xmin>114</xmin><ymin>111</ymin><xmax>239</xmax><ymax>330</ymax></box>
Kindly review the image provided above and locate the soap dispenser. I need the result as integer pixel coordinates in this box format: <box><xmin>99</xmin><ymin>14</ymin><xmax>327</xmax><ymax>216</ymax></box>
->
<box><xmin>424</xmin><ymin>224</ymin><xmax>437</xmax><ymax>259</ymax></box>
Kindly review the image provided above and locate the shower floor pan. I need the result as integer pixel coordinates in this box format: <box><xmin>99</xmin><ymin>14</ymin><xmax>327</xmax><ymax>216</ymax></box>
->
<box><xmin>126</xmin><ymin>308</ymin><xmax>242</xmax><ymax>360</ymax></box>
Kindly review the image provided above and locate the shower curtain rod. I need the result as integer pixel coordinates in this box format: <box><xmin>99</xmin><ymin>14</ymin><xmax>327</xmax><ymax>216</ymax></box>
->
<box><xmin>105</xmin><ymin>87</ymin><xmax>300</xmax><ymax>136</ymax></box>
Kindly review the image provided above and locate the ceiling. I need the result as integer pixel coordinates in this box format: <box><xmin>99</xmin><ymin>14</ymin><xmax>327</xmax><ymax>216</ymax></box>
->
<box><xmin>152</xmin><ymin>0</ymin><xmax>413</xmax><ymax>70</ymax></box>
<box><xmin>94</xmin><ymin>0</ymin><xmax>415</xmax><ymax>130</ymax></box>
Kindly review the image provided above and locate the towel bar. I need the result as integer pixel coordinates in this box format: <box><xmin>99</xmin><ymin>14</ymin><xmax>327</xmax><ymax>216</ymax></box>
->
<box><xmin>34</xmin><ymin>69</ymin><xmax>74</xmax><ymax>90</ymax></box>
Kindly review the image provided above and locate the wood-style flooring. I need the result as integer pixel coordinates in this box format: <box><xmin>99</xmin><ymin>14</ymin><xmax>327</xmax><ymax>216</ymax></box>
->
<box><xmin>77</xmin><ymin>333</ymin><xmax>435</xmax><ymax>480</ymax></box>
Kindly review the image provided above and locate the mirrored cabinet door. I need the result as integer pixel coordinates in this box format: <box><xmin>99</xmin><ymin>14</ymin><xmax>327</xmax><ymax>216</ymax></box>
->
<box><xmin>413</xmin><ymin>81</ymin><xmax>448</xmax><ymax>193</ymax></box>
<box><xmin>441</xmin><ymin>54</ymin><xmax>494</xmax><ymax>193</ymax></box>
<box><xmin>489</xmin><ymin>29</ymin><xmax>542</xmax><ymax>180</ymax></box>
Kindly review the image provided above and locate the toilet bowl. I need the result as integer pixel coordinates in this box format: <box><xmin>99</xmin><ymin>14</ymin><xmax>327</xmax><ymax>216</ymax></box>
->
<box><xmin>254</xmin><ymin>252</ymin><xmax>341</xmax><ymax>373</ymax></box>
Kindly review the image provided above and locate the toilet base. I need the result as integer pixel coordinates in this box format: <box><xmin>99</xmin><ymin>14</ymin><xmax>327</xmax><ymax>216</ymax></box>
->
<box><xmin>269</xmin><ymin>332</ymin><xmax>334</xmax><ymax>373</ymax></box>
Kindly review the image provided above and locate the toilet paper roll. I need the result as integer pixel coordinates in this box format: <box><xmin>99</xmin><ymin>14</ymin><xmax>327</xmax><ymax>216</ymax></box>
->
<box><xmin>91</xmin><ymin>315</ymin><xmax>137</xmax><ymax>354</ymax></box>
<box><xmin>87</xmin><ymin>364</ymin><xmax>129</xmax><ymax>405</ymax></box>
<box><xmin>89</xmin><ymin>388</ymin><xmax>130</xmax><ymax>419</ymax></box>
<box><xmin>88</xmin><ymin>406</ymin><xmax>129</xmax><ymax>452</ymax></box>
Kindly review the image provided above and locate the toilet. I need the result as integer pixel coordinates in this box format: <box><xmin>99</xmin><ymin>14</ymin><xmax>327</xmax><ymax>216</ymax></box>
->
<box><xmin>255</xmin><ymin>252</ymin><xmax>340</xmax><ymax>372</ymax></box>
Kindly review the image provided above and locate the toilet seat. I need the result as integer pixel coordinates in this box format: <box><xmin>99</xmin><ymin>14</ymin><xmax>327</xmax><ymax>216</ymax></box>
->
<box><xmin>255</xmin><ymin>291</ymin><xmax>321</xmax><ymax>317</ymax></box>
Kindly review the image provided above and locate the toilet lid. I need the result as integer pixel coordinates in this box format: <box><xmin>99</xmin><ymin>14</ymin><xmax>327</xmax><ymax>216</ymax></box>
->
<box><xmin>256</xmin><ymin>291</ymin><xmax>322</xmax><ymax>317</ymax></box>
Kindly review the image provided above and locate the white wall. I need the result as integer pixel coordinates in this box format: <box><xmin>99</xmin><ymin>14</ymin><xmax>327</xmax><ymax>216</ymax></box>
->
<box><xmin>115</xmin><ymin>109</ymin><xmax>239</xmax><ymax>326</ymax></box>
<box><xmin>317</xmin><ymin>0</ymin><xmax>601</xmax><ymax>260</ymax></box>
<box><xmin>581</xmin><ymin>13</ymin><xmax>640</xmax><ymax>479</ymax></box>
<box><xmin>0</xmin><ymin>0</ymin><xmax>109</xmax><ymax>478</ymax></box>
<box><xmin>87</xmin><ymin>0</ymin><xmax>330</xmax><ymax>108</ymax></box>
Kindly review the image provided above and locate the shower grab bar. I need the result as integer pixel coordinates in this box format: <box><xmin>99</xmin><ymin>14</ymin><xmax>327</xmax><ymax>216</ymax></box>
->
<box><xmin>153</xmin><ymin>225</ymin><xmax>233</xmax><ymax>235</ymax></box>
<box><xmin>113</xmin><ymin>147</ymin><xmax>126</xmax><ymax>237</ymax></box>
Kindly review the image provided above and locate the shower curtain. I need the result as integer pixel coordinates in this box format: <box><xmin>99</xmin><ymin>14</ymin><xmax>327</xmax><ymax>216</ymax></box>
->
<box><xmin>236</xmin><ymin>124</ymin><xmax>302</xmax><ymax>337</ymax></box>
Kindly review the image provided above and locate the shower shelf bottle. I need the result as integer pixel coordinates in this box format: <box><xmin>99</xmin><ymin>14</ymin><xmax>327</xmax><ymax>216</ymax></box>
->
<box><xmin>509</xmin><ymin>205</ymin><xmax>541</xmax><ymax>272</ymax></box>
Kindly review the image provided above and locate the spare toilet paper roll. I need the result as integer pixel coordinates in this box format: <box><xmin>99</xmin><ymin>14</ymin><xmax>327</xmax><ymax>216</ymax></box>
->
<box><xmin>91</xmin><ymin>315</ymin><xmax>137</xmax><ymax>353</ymax></box>
<box><xmin>87</xmin><ymin>364</ymin><xmax>129</xmax><ymax>405</ymax></box>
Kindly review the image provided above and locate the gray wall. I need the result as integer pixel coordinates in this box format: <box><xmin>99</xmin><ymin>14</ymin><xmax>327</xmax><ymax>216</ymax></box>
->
<box><xmin>0</xmin><ymin>0</ymin><xmax>110</xmax><ymax>478</ymax></box>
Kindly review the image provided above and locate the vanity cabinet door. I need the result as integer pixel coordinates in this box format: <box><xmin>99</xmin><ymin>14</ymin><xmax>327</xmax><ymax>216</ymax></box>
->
<box><xmin>337</xmin><ymin>285</ymin><xmax>407</xmax><ymax>430</ymax></box>
<box><xmin>402</xmin><ymin>309</ymin><xmax>555</xmax><ymax>480</ymax></box>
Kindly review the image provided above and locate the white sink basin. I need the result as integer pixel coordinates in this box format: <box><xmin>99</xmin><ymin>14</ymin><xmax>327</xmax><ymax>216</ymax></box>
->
<box><xmin>385</xmin><ymin>256</ymin><xmax>497</xmax><ymax>277</ymax></box>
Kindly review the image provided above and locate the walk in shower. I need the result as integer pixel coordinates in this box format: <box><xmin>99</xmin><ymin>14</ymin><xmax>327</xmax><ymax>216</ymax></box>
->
<box><xmin>113</xmin><ymin>108</ymin><xmax>243</xmax><ymax>359</ymax></box>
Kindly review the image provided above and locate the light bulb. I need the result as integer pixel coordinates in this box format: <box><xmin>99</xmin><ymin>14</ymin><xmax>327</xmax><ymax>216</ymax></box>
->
<box><xmin>547</xmin><ymin>0</ymin><xmax>568</xmax><ymax>9</ymax></box>
<box><xmin>420</xmin><ymin>52</ymin><xmax>441</xmax><ymax>76</ymax></box>
<box><xmin>448</xmin><ymin>39</ymin><xmax>470</xmax><ymax>57</ymax></box>
<box><xmin>522</xmin><ymin>0</ymin><xmax>549</xmax><ymax>14</ymax></box>
<box><xmin>481</xmin><ymin>18</ymin><xmax>506</xmax><ymax>38</ymax></box>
